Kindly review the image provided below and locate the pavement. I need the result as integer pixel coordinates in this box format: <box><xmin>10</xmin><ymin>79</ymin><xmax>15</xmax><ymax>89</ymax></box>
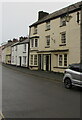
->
<box><xmin>2</xmin><ymin>63</ymin><xmax>64</xmax><ymax>83</ymax></box>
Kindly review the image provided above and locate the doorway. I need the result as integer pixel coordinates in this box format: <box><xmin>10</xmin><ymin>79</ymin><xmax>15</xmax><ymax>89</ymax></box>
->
<box><xmin>46</xmin><ymin>55</ymin><xmax>49</xmax><ymax>71</ymax></box>
<box><xmin>19</xmin><ymin>56</ymin><xmax>21</xmax><ymax>66</ymax></box>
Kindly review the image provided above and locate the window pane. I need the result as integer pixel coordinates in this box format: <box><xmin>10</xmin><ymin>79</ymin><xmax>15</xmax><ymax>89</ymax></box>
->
<box><xmin>64</xmin><ymin>54</ymin><xmax>67</xmax><ymax>66</ymax></box>
<box><xmin>59</xmin><ymin>55</ymin><xmax>62</xmax><ymax>66</ymax></box>
<box><xmin>30</xmin><ymin>55</ymin><xmax>33</xmax><ymax>65</ymax></box>
<box><xmin>23</xmin><ymin>56</ymin><xmax>26</xmax><ymax>64</ymax></box>
<box><xmin>61</xmin><ymin>32</ymin><xmax>66</xmax><ymax>44</ymax></box>
<box><xmin>35</xmin><ymin>39</ymin><xmax>38</xmax><ymax>47</ymax></box>
<box><xmin>31</xmin><ymin>39</ymin><xmax>34</xmax><ymax>47</ymax></box>
<box><xmin>34</xmin><ymin>55</ymin><xmax>37</xmax><ymax>65</ymax></box>
<box><xmin>46</xmin><ymin>36</ymin><xmax>50</xmax><ymax>46</ymax></box>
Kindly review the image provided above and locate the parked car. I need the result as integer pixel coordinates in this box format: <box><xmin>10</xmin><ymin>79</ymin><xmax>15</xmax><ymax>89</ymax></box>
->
<box><xmin>63</xmin><ymin>63</ymin><xmax>82</xmax><ymax>89</ymax></box>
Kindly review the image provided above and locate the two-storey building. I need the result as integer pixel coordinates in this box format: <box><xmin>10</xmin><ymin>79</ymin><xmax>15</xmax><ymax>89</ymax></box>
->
<box><xmin>29</xmin><ymin>1</ymin><xmax>81</xmax><ymax>73</ymax></box>
<box><xmin>11</xmin><ymin>37</ymin><xmax>29</xmax><ymax>67</ymax></box>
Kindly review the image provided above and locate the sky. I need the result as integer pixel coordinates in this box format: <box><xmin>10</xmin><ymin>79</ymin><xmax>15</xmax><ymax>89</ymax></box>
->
<box><xmin>0</xmin><ymin>0</ymin><xmax>81</xmax><ymax>45</ymax></box>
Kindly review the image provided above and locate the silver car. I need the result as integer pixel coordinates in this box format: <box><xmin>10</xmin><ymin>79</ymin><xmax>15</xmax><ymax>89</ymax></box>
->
<box><xmin>63</xmin><ymin>63</ymin><xmax>82</xmax><ymax>89</ymax></box>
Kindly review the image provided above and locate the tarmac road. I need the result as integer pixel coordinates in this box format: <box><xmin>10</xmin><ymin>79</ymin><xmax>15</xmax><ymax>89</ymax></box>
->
<box><xmin>2</xmin><ymin>65</ymin><xmax>81</xmax><ymax>118</ymax></box>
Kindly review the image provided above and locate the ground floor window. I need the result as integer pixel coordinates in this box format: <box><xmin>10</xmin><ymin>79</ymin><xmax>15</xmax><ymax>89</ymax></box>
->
<box><xmin>30</xmin><ymin>54</ymin><xmax>38</xmax><ymax>66</ymax></box>
<box><xmin>34</xmin><ymin>55</ymin><xmax>38</xmax><ymax>65</ymax></box>
<box><xmin>58</xmin><ymin>54</ymin><xmax>68</xmax><ymax>67</ymax></box>
<box><xmin>23</xmin><ymin>56</ymin><xmax>26</xmax><ymax>64</ymax></box>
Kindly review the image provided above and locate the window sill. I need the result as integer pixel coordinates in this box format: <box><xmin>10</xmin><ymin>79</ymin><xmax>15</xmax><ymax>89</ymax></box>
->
<box><xmin>30</xmin><ymin>65</ymin><xmax>38</xmax><ymax>67</ymax></box>
<box><xmin>23</xmin><ymin>51</ymin><xmax>26</xmax><ymax>53</ymax></box>
<box><xmin>45</xmin><ymin>46</ymin><xmax>50</xmax><ymax>48</ymax></box>
<box><xmin>45</xmin><ymin>28</ymin><xmax>50</xmax><ymax>31</ymax></box>
<box><xmin>33</xmin><ymin>33</ymin><xmax>37</xmax><ymax>35</ymax></box>
<box><xmin>53</xmin><ymin>66</ymin><xmax>67</xmax><ymax>69</ymax></box>
<box><xmin>60</xmin><ymin>25</ymin><xmax>66</xmax><ymax>27</ymax></box>
<box><xmin>59</xmin><ymin>44</ymin><xmax>66</xmax><ymax>46</ymax></box>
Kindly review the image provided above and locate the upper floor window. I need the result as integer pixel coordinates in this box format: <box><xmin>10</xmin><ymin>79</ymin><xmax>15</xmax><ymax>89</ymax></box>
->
<box><xmin>31</xmin><ymin>39</ymin><xmax>34</xmax><ymax>47</ymax></box>
<box><xmin>34</xmin><ymin>26</ymin><xmax>37</xmax><ymax>34</ymax></box>
<box><xmin>24</xmin><ymin>44</ymin><xmax>26</xmax><ymax>51</ymax></box>
<box><xmin>46</xmin><ymin>21</ymin><xmax>50</xmax><ymax>30</ymax></box>
<box><xmin>35</xmin><ymin>39</ymin><xmax>38</xmax><ymax>47</ymax></box>
<box><xmin>60</xmin><ymin>16</ymin><xmax>66</xmax><ymax>27</ymax></box>
<box><xmin>46</xmin><ymin>35</ymin><xmax>50</xmax><ymax>47</ymax></box>
<box><xmin>23</xmin><ymin>56</ymin><xmax>26</xmax><ymax>64</ymax></box>
<box><xmin>61</xmin><ymin>32</ymin><xmax>66</xmax><ymax>44</ymax></box>
<box><xmin>30</xmin><ymin>38</ymin><xmax>38</xmax><ymax>48</ymax></box>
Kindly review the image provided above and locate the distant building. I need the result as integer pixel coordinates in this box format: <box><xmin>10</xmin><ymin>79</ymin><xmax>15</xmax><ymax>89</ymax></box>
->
<box><xmin>11</xmin><ymin>38</ymin><xmax>29</xmax><ymax>67</ymax></box>
<box><xmin>2</xmin><ymin>39</ymin><xmax>18</xmax><ymax>64</ymax></box>
<box><xmin>0</xmin><ymin>46</ymin><xmax>2</xmax><ymax>63</ymax></box>
<box><xmin>29</xmin><ymin>1</ymin><xmax>81</xmax><ymax>73</ymax></box>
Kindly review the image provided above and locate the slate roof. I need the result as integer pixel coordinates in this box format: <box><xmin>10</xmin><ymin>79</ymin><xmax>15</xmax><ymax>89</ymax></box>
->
<box><xmin>30</xmin><ymin>1</ymin><xmax>82</xmax><ymax>27</ymax></box>
<box><xmin>11</xmin><ymin>39</ymin><xmax>29</xmax><ymax>47</ymax></box>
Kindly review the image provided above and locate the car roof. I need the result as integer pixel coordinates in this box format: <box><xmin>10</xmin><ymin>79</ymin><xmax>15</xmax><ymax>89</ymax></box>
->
<box><xmin>69</xmin><ymin>63</ymin><xmax>82</xmax><ymax>69</ymax></box>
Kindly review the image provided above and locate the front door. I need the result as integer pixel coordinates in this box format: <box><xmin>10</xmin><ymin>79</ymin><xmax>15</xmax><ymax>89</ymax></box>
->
<box><xmin>38</xmin><ymin>54</ymin><xmax>41</xmax><ymax>70</ymax></box>
<box><xmin>46</xmin><ymin>55</ymin><xmax>49</xmax><ymax>71</ymax></box>
<box><xmin>19</xmin><ymin>57</ymin><xmax>21</xmax><ymax>66</ymax></box>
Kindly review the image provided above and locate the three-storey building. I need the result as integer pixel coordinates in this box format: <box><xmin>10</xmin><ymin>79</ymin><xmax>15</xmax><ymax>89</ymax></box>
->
<box><xmin>29</xmin><ymin>1</ymin><xmax>81</xmax><ymax>72</ymax></box>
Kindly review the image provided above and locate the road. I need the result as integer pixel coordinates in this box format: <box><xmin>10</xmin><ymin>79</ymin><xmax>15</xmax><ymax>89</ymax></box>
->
<box><xmin>2</xmin><ymin>65</ymin><xmax>81</xmax><ymax>118</ymax></box>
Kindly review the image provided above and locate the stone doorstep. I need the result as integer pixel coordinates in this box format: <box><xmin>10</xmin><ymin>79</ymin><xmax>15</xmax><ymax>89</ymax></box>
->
<box><xmin>0</xmin><ymin>113</ymin><xmax>4</xmax><ymax>120</ymax></box>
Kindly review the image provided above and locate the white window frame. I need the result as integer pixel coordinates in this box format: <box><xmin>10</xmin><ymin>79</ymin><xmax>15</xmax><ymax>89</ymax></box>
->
<box><xmin>30</xmin><ymin>55</ymin><xmax>33</xmax><ymax>65</ymax></box>
<box><xmin>30</xmin><ymin>39</ymin><xmax>34</xmax><ymax>48</ymax></box>
<box><xmin>60</xmin><ymin>32</ymin><xmax>66</xmax><ymax>44</ymax></box>
<box><xmin>58</xmin><ymin>54</ymin><xmax>68</xmax><ymax>67</ymax></box>
<box><xmin>30</xmin><ymin>54</ymin><xmax>38</xmax><ymax>66</ymax></box>
<box><xmin>34</xmin><ymin>55</ymin><xmax>38</xmax><ymax>65</ymax></box>
<box><xmin>30</xmin><ymin>38</ymin><xmax>39</xmax><ymax>48</ymax></box>
<box><xmin>23</xmin><ymin>56</ymin><xmax>26</xmax><ymax>64</ymax></box>
<box><xmin>35</xmin><ymin>39</ymin><xmax>38</xmax><ymax>47</ymax></box>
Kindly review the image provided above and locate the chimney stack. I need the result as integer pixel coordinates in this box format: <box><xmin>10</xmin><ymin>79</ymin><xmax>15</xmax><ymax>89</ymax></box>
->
<box><xmin>38</xmin><ymin>11</ymin><xmax>49</xmax><ymax>20</ymax></box>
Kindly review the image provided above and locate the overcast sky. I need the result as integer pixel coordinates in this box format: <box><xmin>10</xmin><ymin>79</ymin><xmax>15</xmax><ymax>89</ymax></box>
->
<box><xmin>0</xmin><ymin>0</ymin><xmax>81</xmax><ymax>45</ymax></box>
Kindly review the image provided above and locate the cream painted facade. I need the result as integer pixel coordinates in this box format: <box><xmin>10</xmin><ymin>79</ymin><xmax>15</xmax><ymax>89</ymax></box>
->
<box><xmin>29</xmin><ymin>2</ymin><xmax>81</xmax><ymax>73</ymax></box>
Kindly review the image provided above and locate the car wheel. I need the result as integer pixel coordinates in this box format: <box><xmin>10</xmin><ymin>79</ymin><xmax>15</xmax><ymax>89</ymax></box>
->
<box><xmin>64</xmin><ymin>78</ymin><xmax>72</xmax><ymax>89</ymax></box>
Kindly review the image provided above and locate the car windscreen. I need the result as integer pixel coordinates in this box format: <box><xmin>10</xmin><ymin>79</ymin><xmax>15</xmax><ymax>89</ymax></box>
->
<box><xmin>68</xmin><ymin>64</ymin><xmax>82</xmax><ymax>73</ymax></box>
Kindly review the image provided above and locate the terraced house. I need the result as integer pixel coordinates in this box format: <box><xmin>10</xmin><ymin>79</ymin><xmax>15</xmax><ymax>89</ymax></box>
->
<box><xmin>2</xmin><ymin>40</ymin><xmax>17</xmax><ymax>64</ymax></box>
<box><xmin>11</xmin><ymin>37</ymin><xmax>29</xmax><ymax>67</ymax></box>
<box><xmin>29</xmin><ymin>1</ymin><xmax>81</xmax><ymax>73</ymax></box>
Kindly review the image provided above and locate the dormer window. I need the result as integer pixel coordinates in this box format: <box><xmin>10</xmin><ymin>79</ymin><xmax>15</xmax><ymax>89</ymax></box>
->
<box><xmin>34</xmin><ymin>26</ymin><xmax>37</xmax><ymax>34</ymax></box>
<box><xmin>46</xmin><ymin>21</ymin><xmax>50</xmax><ymax>30</ymax></box>
<box><xmin>60</xmin><ymin>16</ymin><xmax>66</xmax><ymax>27</ymax></box>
